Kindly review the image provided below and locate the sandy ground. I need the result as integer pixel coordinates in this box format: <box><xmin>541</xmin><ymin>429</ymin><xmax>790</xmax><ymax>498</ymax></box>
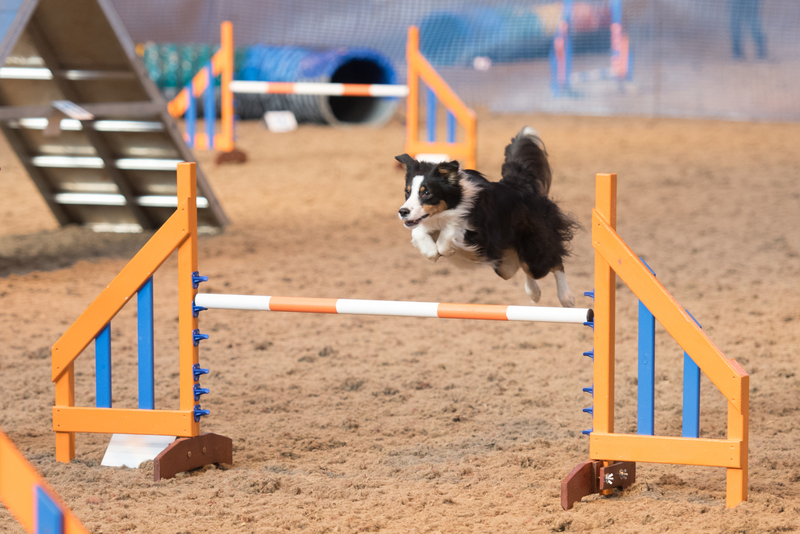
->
<box><xmin>0</xmin><ymin>113</ymin><xmax>798</xmax><ymax>533</ymax></box>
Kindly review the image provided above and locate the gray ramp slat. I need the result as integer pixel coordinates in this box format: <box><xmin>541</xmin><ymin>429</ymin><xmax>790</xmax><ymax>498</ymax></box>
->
<box><xmin>0</xmin><ymin>0</ymin><xmax>227</xmax><ymax>232</ymax></box>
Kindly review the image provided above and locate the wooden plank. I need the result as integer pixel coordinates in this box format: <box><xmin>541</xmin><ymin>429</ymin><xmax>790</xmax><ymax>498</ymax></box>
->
<box><xmin>0</xmin><ymin>430</ymin><xmax>91</xmax><ymax>534</ymax></box>
<box><xmin>593</xmin><ymin>173</ymin><xmax>617</xmax><ymax>435</ymax></box>
<box><xmin>26</xmin><ymin>16</ymin><xmax>155</xmax><ymax>229</ymax></box>
<box><xmin>177</xmin><ymin>163</ymin><xmax>200</xmax><ymax>414</ymax></box>
<box><xmin>727</xmin><ymin>360</ymin><xmax>749</xmax><ymax>507</ymax></box>
<box><xmin>0</xmin><ymin>101</ymin><xmax>162</xmax><ymax>120</ymax></box>
<box><xmin>53</xmin><ymin>407</ymin><xmax>196</xmax><ymax>437</ymax></box>
<box><xmin>592</xmin><ymin>210</ymin><xmax>745</xmax><ymax>410</ymax></box>
<box><xmin>0</xmin><ymin>123</ymin><xmax>72</xmax><ymax>224</ymax></box>
<box><xmin>51</xmin><ymin>203</ymin><xmax>190</xmax><ymax>381</ymax></box>
<box><xmin>153</xmin><ymin>433</ymin><xmax>232</xmax><ymax>481</ymax></box>
<box><xmin>560</xmin><ymin>460</ymin><xmax>598</xmax><ymax>510</ymax></box>
<box><xmin>589</xmin><ymin>433</ymin><xmax>742</xmax><ymax>468</ymax></box>
<box><xmin>54</xmin><ymin>363</ymin><xmax>75</xmax><ymax>463</ymax></box>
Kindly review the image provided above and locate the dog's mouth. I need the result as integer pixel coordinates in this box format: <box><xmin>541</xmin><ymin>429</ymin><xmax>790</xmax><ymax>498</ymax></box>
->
<box><xmin>403</xmin><ymin>214</ymin><xmax>429</xmax><ymax>229</ymax></box>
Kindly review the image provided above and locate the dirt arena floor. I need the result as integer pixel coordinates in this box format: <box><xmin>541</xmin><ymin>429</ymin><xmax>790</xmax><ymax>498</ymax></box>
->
<box><xmin>0</xmin><ymin>113</ymin><xmax>798</xmax><ymax>533</ymax></box>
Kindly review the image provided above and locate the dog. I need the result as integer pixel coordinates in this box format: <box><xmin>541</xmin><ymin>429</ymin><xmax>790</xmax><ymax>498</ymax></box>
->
<box><xmin>396</xmin><ymin>127</ymin><xmax>579</xmax><ymax>307</ymax></box>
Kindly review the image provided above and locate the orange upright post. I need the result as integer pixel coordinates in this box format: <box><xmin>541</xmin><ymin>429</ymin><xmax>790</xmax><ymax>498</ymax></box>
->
<box><xmin>592</xmin><ymin>173</ymin><xmax>617</xmax><ymax>437</ymax></box>
<box><xmin>405</xmin><ymin>27</ymin><xmax>419</xmax><ymax>165</ymax></box>
<box><xmin>217</xmin><ymin>21</ymin><xmax>235</xmax><ymax>152</ymax></box>
<box><xmin>727</xmin><ymin>360</ymin><xmax>749</xmax><ymax>507</ymax></box>
<box><xmin>53</xmin><ymin>364</ymin><xmax>75</xmax><ymax>462</ymax></box>
<box><xmin>405</xmin><ymin>26</ymin><xmax>477</xmax><ymax>170</ymax></box>
<box><xmin>177</xmin><ymin>163</ymin><xmax>201</xmax><ymax>424</ymax></box>
<box><xmin>167</xmin><ymin>23</ymin><xmax>235</xmax><ymax>153</ymax></box>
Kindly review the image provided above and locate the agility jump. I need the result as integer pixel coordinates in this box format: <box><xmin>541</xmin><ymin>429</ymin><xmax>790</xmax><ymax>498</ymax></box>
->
<box><xmin>168</xmin><ymin>25</ymin><xmax>477</xmax><ymax>170</ymax></box>
<box><xmin>0</xmin><ymin>428</ymin><xmax>88</xmax><ymax>533</ymax></box>
<box><xmin>51</xmin><ymin>163</ymin><xmax>748</xmax><ymax>509</ymax></box>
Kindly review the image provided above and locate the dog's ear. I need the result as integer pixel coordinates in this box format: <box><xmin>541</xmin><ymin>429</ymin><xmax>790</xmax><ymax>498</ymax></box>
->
<box><xmin>395</xmin><ymin>154</ymin><xmax>417</xmax><ymax>173</ymax></box>
<box><xmin>436</xmin><ymin>160</ymin><xmax>461</xmax><ymax>184</ymax></box>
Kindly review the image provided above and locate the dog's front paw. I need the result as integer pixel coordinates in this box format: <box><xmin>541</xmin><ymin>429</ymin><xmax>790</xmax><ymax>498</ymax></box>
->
<box><xmin>416</xmin><ymin>239</ymin><xmax>441</xmax><ymax>262</ymax></box>
<box><xmin>437</xmin><ymin>241</ymin><xmax>456</xmax><ymax>257</ymax></box>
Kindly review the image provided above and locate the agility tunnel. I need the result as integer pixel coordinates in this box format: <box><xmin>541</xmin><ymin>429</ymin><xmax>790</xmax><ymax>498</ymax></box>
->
<box><xmin>417</xmin><ymin>2</ymin><xmax>612</xmax><ymax>67</ymax></box>
<box><xmin>147</xmin><ymin>41</ymin><xmax>400</xmax><ymax>126</ymax></box>
<box><xmin>236</xmin><ymin>46</ymin><xmax>400</xmax><ymax>125</ymax></box>
<box><xmin>50</xmin><ymin>163</ymin><xmax>748</xmax><ymax>509</ymax></box>
<box><xmin>168</xmin><ymin>25</ymin><xmax>477</xmax><ymax>171</ymax></box>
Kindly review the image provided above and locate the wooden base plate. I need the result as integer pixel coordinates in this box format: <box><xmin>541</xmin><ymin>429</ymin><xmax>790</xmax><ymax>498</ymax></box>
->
<box><xmin>153</xmin><ymin>433</ymin><xmax>232</xmax><ymax>481</ymax></box>
<box><xmin>561</xmin><ymin>460</ymin><xmax>636</xmax><ymax>510</ymax></box>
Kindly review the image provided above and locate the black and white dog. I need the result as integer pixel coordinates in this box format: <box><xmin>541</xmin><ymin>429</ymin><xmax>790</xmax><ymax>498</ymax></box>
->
<box><xmin>396</xmin><ymin>127</ymin><xmax>579</xmax><ymax>307</ymax></box>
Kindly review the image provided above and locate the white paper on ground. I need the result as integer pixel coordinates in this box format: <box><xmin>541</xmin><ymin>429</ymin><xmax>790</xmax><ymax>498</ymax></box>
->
<box><xmin>101</xmin><ymin>434</ymin><xmax>176</xmax><ymax>468</ymax></box>
<box><xmin>264</xmin><ymin>110</ymin><xmax>298</xmax><ymax>133</ymax></box>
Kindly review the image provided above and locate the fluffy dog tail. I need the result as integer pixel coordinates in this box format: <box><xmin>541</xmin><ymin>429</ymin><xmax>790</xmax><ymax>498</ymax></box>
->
<box><xmin>501</xmin><ymin>126</ymin><xmax>552</xmax><ymax>196</ymax></box>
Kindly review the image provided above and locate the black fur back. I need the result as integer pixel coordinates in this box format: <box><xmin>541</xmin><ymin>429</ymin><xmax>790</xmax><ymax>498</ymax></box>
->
<box><xmin>501</xmin><ymin>129</ymin><xmax>552</xmax><ymax>196</ymax></box>
<box><xmin>463</xmin><ymin>130</ymin><xmax>579</xmax><ymax>280</ymax></box>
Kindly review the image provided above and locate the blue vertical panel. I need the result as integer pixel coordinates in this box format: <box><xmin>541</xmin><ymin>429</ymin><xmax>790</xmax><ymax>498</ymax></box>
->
<box><xmin>186</xmin><ymin>89</ymin><xmax>196</xmax><ymax>148</ymax></box>
<box><xmin>637</xmin><ymin>301</ymin><xmax>655</xmax><ymax>435</ymax></box>
<box><xmin>682</xmin><ymin>352</ymin><xmax>701</xmax><ymax>438</ymax></box>
<box><xmin>138</xmin><ymin>277</ymin><xmax>155</xmax><ymax>410</ymax></box>
<box><xmin>610</xmin><ymin>0</ymin><xmax>622</xmax><ymax>25</ymax></box>
<box><xmin>446</xmin><ymin>111</ymin><xmax>456</xmax><ymax>144</ymax></box>
<box><xmin>205</xmin><ymin>62</ymin><xmax>215</xmax><ymax>150</ymax></box>
<box><xmin>682</xmin><ymin>311</ymin><xmax>702</xmax><ymax>438</ymax></box>
<box><xmin>564</xmin><ymin>0</ymin><xmax>573</xmax><ymax>85</ymax></box>
<box><xmin>35</xmin><ymin>486</ymin><xmax>63</xmax><ymax>534</ymax></box>
<box><xmin>426</xmin><ymin>86</ymin><xmax>437</xmax><ymax>143</ymax></box>
<box><xmin>95</xmin><ymin>323</ymin><xmax>112</xmax><ymax>408</ymax></box>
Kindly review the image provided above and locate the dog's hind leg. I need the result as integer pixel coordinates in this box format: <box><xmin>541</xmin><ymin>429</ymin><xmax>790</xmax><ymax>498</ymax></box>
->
<box><xmin>553</xmin><ymin>265</ymin><xmax>575</xmax><ymax>308</ymax></box>
<box><xmin>524</xmin><ymin>275</ymin><xmax>541</xmax><ymax>303</ymax></box>
<box><xmin>493</xmin><ymin>249</ymin><xmax>520</xmax><ymax>280</ymax></box>
<box><xmin>520</xmin><ymin>264</ymin><xmax>541</xmax><ymax>303</ymax></box>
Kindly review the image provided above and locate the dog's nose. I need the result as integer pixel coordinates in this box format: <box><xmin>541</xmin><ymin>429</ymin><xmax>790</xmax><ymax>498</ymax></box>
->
<box><xmin>398</xmin><ymin>207</ymin><xmax>410</xmax><ymax>218</ymax></box>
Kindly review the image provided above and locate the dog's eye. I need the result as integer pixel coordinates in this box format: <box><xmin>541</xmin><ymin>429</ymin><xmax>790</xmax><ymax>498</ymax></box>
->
<box><xmin>404</xmin><ymin>190</ymin><xmax>410</xmax><ymax>199</ymax></box>
<box><xmin>421</xmin><ymin>190</ymin><xmax>431</xmax><ymax>198</ymax></box>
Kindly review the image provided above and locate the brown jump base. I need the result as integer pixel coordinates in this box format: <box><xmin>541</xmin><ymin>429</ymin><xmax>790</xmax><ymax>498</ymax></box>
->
<box><xmin>153</xmin><ymin>433</ymin><xmax>233</xmax><ymax>481</ymax></box>
<box><xmin>561</xmin><ymin>460</ymin><xmax>636</xmax><ymax>510</ymax></box>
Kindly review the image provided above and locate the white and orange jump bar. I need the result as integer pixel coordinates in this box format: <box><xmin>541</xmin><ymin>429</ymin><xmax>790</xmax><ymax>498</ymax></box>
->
<box><xmin>229</xmin><ymin>80</ymin><xmax>410</xmax><ymax>98</ymax></box>
<box><xmin>194</xmin><ymin>294</ymin><xmax>592</xmax><ymax>324</ymax></box>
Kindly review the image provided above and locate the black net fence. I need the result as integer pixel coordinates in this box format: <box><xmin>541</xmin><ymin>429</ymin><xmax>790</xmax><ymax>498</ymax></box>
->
<box><xmin>116</xmin><ymin>0</ymin><xmax>800</xmax><ymax>122</ymax></box>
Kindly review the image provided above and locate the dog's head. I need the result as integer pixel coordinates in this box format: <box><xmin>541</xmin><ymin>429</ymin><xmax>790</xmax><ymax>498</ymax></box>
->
<box><xmin>395</xmin><ymin>154</ymin><xmax>462</xmax><ymax>229</ymax></box>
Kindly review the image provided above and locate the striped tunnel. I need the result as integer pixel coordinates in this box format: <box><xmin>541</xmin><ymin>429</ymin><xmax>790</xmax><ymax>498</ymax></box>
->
<box><xmin>193</xmin><ymin>294</ymin><xmax>592</xmax><ymax>324</ymax></box>
<box><xmin>229</xmin><ymin>80</ymin><xmax>410</xmax><ymax>97</ymax></box>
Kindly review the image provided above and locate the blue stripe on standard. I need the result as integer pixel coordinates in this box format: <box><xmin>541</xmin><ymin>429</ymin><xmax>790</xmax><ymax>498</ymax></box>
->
<box><xmin>205</xmin><ymin>62</ymin><xmax>215</xmax><ymax>150</ymax></box>
<box><xmin>682</xmin><ymin>352</ymin><xmax>701</xmax><ymax>438</ymax></box>
<box><xmin>637</xmin><ymin>300</ymin><xmax>655</xmax><ymax>435</ymax></box>
<box><xmin>426</xmin><ymin>86</ymin><xmax>436</xmax><ymax>143</ymax></box>
<box><xmin>35</xmin><ymin>485</ymin><xmax>64</xmax><ymax>534</ymax></box>
<box><xmin>95</xmin><ymin>323</ymin><xmax>111</xmax><ymax>408</ymax></box>
<box><xmin>446</xmin><ymin>110</ymin><xmax>456</xmax><ymax>144</ymax></box>
<box><xmin>186</xmin><ymin>89</ymin><xmax>196</xmax><ymax>148</ymax></box>
<box><xmin>138</xmin><ymin>277</ymin><xmax>155</xmax><ymax>410</ymax></box>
